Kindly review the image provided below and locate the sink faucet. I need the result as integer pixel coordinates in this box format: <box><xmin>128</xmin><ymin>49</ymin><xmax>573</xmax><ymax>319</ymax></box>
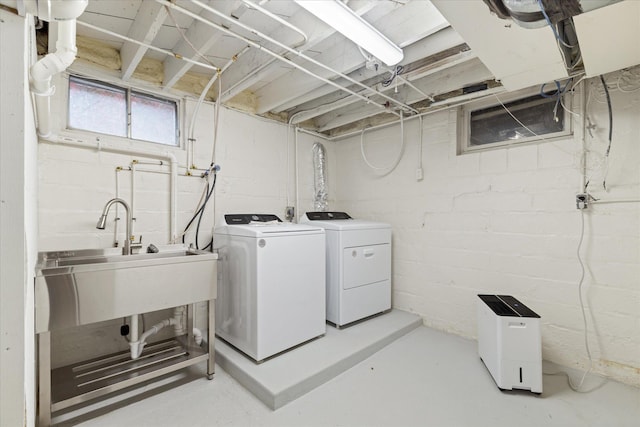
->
<box><xmin>97</xmin><ymin>198</ymin><xmax>132</xmax><ymax>255</ymax></box>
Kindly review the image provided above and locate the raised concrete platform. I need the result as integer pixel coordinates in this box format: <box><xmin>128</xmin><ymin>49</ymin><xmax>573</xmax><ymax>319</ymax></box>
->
<box><xmin>215</xmin><ymin>309</ymin><xmax>422</xmax><ymax>409</ymax></box>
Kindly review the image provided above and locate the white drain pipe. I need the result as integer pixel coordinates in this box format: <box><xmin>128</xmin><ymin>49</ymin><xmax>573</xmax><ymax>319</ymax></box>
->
<box><xmin>27</xmin><ymin>0</ymin><xmax>88</xmax><ymax>138</ymax></box>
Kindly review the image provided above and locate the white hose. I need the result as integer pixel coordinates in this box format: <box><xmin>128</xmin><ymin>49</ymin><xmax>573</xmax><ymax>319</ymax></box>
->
<box><xmin>360</xmin><ymin>111</ymin><xmax>405</xmax><ymax>174</ymax></box>
<box><xmin>187</xmin><ymin>46</ymin><xmax>250</xmax><ymax>170</ymax></box>
<box><xmin>211</xmin><ymin>75</ymin><xmax>222</xmax><ymax>166</ymax></box>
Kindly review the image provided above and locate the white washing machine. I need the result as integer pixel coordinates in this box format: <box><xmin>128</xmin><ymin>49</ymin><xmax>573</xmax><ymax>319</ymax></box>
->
<box><xmin>302</xmin><ymin>212</ymin><xmax>391</xmax><ymax>327</ymax></box>
<box><xmin>213</xmin><ymin>214</ymin><xmax>326</xmax><ymax>362</ymax></box>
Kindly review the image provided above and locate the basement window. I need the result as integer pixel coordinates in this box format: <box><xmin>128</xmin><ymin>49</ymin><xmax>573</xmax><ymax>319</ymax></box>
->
<box><xmin>459</xmin><ymin>90</ymin><xmax>571</xmax><ymax>153</ymax></box>
<box><xmin>67</xmin><ymin>75</ymin><xmax>179</xmax><ymax>146</ymax></box>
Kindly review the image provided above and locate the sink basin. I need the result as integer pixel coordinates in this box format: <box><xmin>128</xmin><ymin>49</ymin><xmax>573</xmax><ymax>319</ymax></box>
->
<box><xmin>38</xmin><ymin>246</ymin><xmax>207</xmax><ymax>267</ymax></box>
<box><xmin>35</xmin><ymin>245</ymin><xmax>217</xmax><ymax>333</ymax></box>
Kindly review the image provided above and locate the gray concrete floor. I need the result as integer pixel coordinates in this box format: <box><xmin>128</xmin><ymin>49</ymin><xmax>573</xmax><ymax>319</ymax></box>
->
<box><xmin>57</xmin><ymin>326</ymin><xmax>640</xmax><ymax>427</ymax></box>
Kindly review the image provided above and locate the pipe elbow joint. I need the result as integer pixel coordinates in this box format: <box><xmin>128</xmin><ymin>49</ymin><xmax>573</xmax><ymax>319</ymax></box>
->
<box><xmin>57</xmin><ymin>48</ymin><xmax>78</xmax><ymax>69</ymax></box>
<box><xmin>30</xmin><ymin>49</ymin><xmax>76</xmax><ymax>91</ymax></box>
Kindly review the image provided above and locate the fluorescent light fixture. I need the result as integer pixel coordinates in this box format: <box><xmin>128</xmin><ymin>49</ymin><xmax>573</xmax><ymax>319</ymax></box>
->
<box><xmin>295</xmin><ymin>0</ymin><xmax>404</xmax><ymax>66</ymax></box>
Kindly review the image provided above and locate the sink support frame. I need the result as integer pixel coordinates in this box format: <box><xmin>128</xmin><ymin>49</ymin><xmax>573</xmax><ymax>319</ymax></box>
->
<box><xmin>36</xmin><ymin>301</ymin><xmax>215</xmax><ymax>426</ymax></box>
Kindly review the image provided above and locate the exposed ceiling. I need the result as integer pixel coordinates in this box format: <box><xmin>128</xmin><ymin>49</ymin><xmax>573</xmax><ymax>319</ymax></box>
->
<box><xmin>38</xmin><ymin>0</ymin><xmax>493</xmax><ymax>138</ymax></box>
<box><xmin>4</xmin><ymin>0</ymin><xmax>638</xmax><ymax>138</ymax></box>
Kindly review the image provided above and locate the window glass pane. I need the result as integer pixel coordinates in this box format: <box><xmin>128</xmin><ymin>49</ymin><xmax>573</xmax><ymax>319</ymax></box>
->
<box><xmin>469</xmin><ymin>94</ymin><xmax>564</xmax><ymax>146</ymax></box>
<box><xmin>131</xmin><ymin>92</ymin><xmax>178</xmax><ymax>146</ymax></box>
<box><xmin>68</xmin><ymin>76</ymin><xmax>127</xmax><ymax>137</ymax></box>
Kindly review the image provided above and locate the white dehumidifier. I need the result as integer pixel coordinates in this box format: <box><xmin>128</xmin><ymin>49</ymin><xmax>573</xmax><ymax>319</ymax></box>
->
<box><xmin>477</xmin><ymin>294</ymin><xmax>542</xmax><ymax>394</ymax></box>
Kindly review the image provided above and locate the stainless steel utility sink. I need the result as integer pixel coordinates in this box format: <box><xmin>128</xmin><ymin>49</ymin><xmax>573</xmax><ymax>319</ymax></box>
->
<box><xmin>35</xmin><ymin>245</ymin><xmax>217</xmax><ymax>333</ymax></box>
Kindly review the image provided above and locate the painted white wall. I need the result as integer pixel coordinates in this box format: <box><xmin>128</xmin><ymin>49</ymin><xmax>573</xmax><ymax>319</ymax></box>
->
<box><xmin>38</xmin><ymin>79</ymin><xmax>335</xmax><ymax>367</ymax></box>
<box><xmin>0</xmin><ymin>8</ymin><xmax>38</xmax><ymax>427</ymax></box>
<box><xmin>333</xmin><ymin>74</ymin><xmax>640</xmax><ymax>386</ymax></box>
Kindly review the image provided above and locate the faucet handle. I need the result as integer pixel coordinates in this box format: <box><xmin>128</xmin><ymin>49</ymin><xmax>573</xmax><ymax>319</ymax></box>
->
<box><xmin>130</xmin><ymin>235</ymin><xmax>143</xmax><ymax>250</ymax></box>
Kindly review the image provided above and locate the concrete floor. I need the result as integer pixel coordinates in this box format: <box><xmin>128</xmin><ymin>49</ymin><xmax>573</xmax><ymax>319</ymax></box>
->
<box><xmin>56</xmin><ymin>326</ymin><xmax>640</xmax><ymax>427</ymax></box>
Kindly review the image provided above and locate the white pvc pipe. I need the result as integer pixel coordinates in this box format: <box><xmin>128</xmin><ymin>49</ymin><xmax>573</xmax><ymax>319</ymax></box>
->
<box><xmin>223</xmin><ymin>1</ymin><xmax>309</xmax><ymax>101</ymax></box>
<box><xmin>167</xmin><ymin>152</ymin><xmax>178</xmax><ymax>243</ymax></box>
<box><xmin>294</xmin><ymin>127</ymin><xmax>300</xmax><ymax>222</ymax></box>
<box><xmin>591</xmin><ymin>199</ymin><xmax>640</xmax><ymax>204</ymax></box>
<box><xmin>193</xmin><ymin>328</ymin><xmax>203</xmax><ymax>346</ymax></box>
<box><xmin>114</xmin><ymin>167</ymin><xmax>121</xmax><ymax>245</ymax></box>
<box><xmin>131</xmin><ymin>318</ymin><xmax>177</xmax><ymax>359</ymax></box>
<box><xmin>31</xmin><ymin>19</ymin><xmax>78</xmax><ymax>137</ymax></box>
<box><xmin>130</xmin><ymin>161</ymin><xmax>136</xmax><ymax>240</ymax></box>
<box><xmin>130</xmin><ymin>314</ymin><xmax>139</xmax><ymax>353</ymax></box>
<box><xmin>243</xmin><ymin>0</ymin><xmax>308</xmax><ymax>47</ymax></box>
<box><xmin>156</xmin><ymin>0</ymin><xmax>403</xmax><ymax>117</ymax></box>
<box><xmin>188</xmin><ymin>0</ymin><xmax>417</xmax><ymax>115</ymax></box>
<box><xmin>325</xmin><ymin>89</ymin><xmax>507</xmax><ymax>141</ymax></box>
<box><xmin>76</xmin><ymin>20</ymin><xmax>219</xmax><ymax>74</ymax></box>
<box><xmin>173</xmin><ymin>306</ymin><xmax>186</xmax><ymax>335</ymax></box>
<box><xmin>131</xmin><ymin>312</ymin><xmax>204</xmax><ymax>359</ymax></box>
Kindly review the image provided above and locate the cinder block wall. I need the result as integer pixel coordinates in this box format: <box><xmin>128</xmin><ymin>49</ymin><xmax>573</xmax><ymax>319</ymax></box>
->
<box><xmin>37</xmin><ymin>69</ymin><xmax>638</xmax><ymax>386</ymax></box>
<box><xmin>333</xmin><ymin>74</ymin><xmax>640</xmax><ymax>386</ymax></box>
<box><xmin>38</xmin><ymin>97</ymin><xmax>334</xmax><ymax>367</ymax></box>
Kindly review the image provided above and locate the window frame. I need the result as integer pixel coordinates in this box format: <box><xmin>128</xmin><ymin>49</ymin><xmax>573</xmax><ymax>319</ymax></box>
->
<box><xmin>457</xmin><ymin>86</ymin><xmax>573</xmax><ymax>154</ymax></box>
<box><xmin>64</xmin><ymin>74</ymin><xmax>182</xmax><ymax>148</ymax></box>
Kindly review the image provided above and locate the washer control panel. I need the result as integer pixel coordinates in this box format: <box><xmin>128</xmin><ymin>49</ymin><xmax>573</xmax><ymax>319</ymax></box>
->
<box><xmin>305</xmin><ymin>211</ymin><xmax>352</xmax><ymax>220</ymax></box>
<box><xmin>225</xmin><ymin>214</ymin><xmax>282</xmax><ymax>224</ymax></box>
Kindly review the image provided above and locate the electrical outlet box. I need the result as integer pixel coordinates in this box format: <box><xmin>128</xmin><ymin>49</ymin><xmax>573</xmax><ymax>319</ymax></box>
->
<box><xmin>576</xmin><ymin>194</ymin><xmax>588</xmax><ymax>210</ymax></box>
<box><xmin>416</xmin><ymin>167</ymin><xmax>424</xmax><ymax>181</ymax></box>
<box><xmin>285</xmin><ymin>206</ymin><xmax>295</xmax><ymax>221</ymax></box>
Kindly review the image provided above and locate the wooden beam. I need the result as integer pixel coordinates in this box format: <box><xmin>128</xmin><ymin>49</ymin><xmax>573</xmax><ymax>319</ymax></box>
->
<box><xmin>120</xmin><ymin>1</ymin><xmax>167</xmax><ymax>81</ymax></box>
<box><xmin>163</xmin><ymin>1</ymin><xmax>244</xmax><ymax>90</ymax></box>
<box><xmin>219</xmin><ymin>0</ymin><xmax>379</xmax><ymax>102</ymax></box>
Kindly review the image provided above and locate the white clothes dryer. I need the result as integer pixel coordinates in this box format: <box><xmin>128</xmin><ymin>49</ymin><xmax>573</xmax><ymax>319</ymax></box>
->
<box><xmin>213</xmin><ymin>214</ymin><xmax>325</xmax><ymax>362</ymax></box>
<box><xmin>302</xmin><ymin>212</ymin><xmax>391</xmax><ymax>327</ymax></box>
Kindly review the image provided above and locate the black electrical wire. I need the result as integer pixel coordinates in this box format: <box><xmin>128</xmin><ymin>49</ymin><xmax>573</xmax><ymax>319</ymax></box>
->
<box><xmin>382</xmin><ymin>65</ymin><xmax>404</xmax><ymax>87</ymax></box>
<box><xmin>182</xmin><ymin>170</ymin><xmax>217</xmax><ymax>246</ymax></box>
<box><xmin>202</xmin><ymin>237</ymin><xmax>214</xmax><ymax>251</ymax></box>
<box><xmin>540</xmin><ymin>78</ymin><xmax>572</xmax><ymax>122</ymax></box>
<box><xmin>195</xmin><ymin>173</ymin><xmax>217</xmax><ymax>249</ymax></box>
<box><xmin>599</xmin><ymin>75</ymin><xmax>613</xmax><ymax>191</ymax></box>
<box><xmin>600</xmin><ymin>75</ymin><xmax>613</xmax><ymax>156</ymax></box>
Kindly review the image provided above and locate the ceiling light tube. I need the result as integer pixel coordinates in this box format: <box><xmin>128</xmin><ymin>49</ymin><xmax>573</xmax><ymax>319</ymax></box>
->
<box><xmin>295</xmin><ymin>0</ymin><xmax>404</xmax><ymax>66</ymax></box>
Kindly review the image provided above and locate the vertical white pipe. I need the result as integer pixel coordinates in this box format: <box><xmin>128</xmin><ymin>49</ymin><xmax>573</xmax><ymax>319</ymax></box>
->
<box><xmin>26</xmin><ymin>0</ymin><xmax>85</xmax><ymax>142</ymax></box>
<box><xmin>580</xmin><ymin>80</ymin><xmax>588</xmax><ymax>192</ymax></box>
<box><xmin>30</xmin><ymin>19</ymin><xmax>78</xmax><ymax>138</ymax></box>
<box><xmin>130</xmin><ymin>315</ymin><xmax>138</xmax><ymax>345</ymax></box>
<box><xmin>130</xmin><ymin>161</ymin><xmax>136</xmax><ymax>240</ymax></box>
<box><xmin>114</xmin><ymin>168</ymin><xmax>120</xmax><ymax>245</ymax></box>
<box><xmin>166</xmin><ymin>152</ymin><xmax>178</xmax><ymax>242</ymax></box>
<box><xmin>294</xmin><ymin>127</ymin><xmax>300</xmax><ymax>222</ymax></box>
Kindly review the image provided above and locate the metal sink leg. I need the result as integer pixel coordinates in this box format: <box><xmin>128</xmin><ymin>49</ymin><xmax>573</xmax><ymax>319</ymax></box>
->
<box><xmin>208</xmin><ymin>300</ymin><xmax>215</xmax><ymax>380</ymax></box>
<box><xmin>37</xmin><ymin>332</ymin><xmax>51</xmax><ymax>427</ymax></box>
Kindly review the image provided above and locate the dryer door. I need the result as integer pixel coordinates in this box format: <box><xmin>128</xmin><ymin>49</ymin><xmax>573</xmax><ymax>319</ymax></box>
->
<box><xmin>343</xmin><ymin>243</ymin><xmax>391</xmax><ymax>289</ymax></box>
